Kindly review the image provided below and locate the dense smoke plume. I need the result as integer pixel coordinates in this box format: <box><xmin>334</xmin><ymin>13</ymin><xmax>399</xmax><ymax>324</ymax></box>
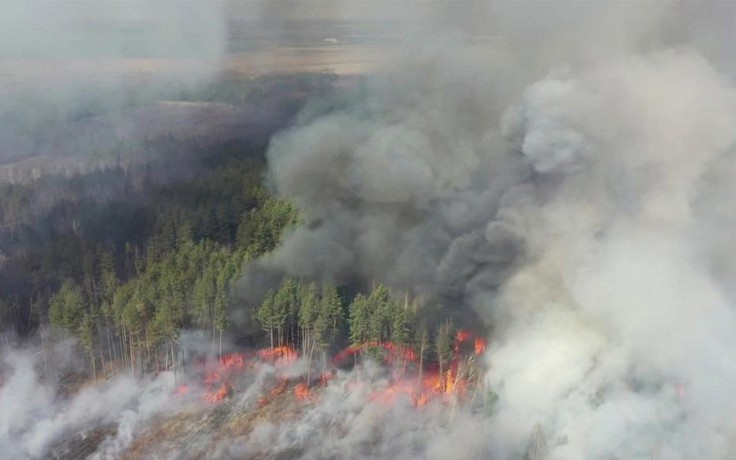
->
<box><xmin>254</xmin><ymin>2</ymin><xmax>736</xmax><ymax>458</ymax></box>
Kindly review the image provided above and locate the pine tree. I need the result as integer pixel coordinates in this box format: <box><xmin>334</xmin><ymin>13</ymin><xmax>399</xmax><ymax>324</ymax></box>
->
<box><xmin>192</xmin><ymin>267</ymin><xmax>215</xmax><ymax>332</ymax></box>
<box><xmin>213</xmin><ymin>268</ymin><xmax>229</xmax><ymax>357</ymax></box>
<box><xmin>298</xmin><ymin>282</ymin><xmax>319</xmax><ymax>383</ymax></box>
<box><xmin>255</xmin><ymin>291</ymin><xmax>277</xmax><ymax>351</ymax></box>
<box><xmin>368</xmin><ymin>284</ymin><xmax>392</xmax><ymax>343</ymax></box>
<box><xmin>348</xmin><ymin>293</ymin><xmax>370</xmax><ymax>346</ymax></box>
<box><xmin>435</xmin><ymin>319</ymin><xmax>455</xmax><ymax>393</ymax></box>
<box><xmin>415</xmin><ymin>323</ymin><xmax>429</xmax><ymax>392</ymax></box>
<box><xmin>272</xmin><ymin>277</ymin><xmax>299</xmax><ymax>347</ymax></box>
<box><xmin>49</xmin><ymin>279</ymin><xmax>86</xmax><ymax>334</ymax></box>
<box><xmin>298</xmin><ymin>282</ymin><xmax>319</xmax><ymax>356</ymax></box>
<box><xmin>315</xmin><ymin>285</ymin><xmax>343</xmax><ymax>349</ymax></box>
<box><xmin>98</xmin><ymin>250</ymin><xmax>118</xmax><ymax>306</ymax></box>
<box><xmin>390</xmin><ymin>297</ymin><xmax>413</xmax><ymax>357</ymax></box>
<box><xmin>79</xmin><ymin>312</ymin><xmax>97</xmax><ymax>381</ymax></box>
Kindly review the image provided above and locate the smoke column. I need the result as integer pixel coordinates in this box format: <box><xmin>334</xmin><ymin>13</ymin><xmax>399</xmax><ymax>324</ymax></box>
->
<box><xmin>251</xmin><ymin>2</ymin><xmax>736</xmax><ymax>458</ymax></box>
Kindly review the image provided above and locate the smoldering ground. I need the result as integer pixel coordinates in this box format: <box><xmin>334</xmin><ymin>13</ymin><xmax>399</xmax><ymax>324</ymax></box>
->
<box><xmin>0</xmin><ymin>339</ymin><xmax>184</xmax><ymax>459</ymax></box>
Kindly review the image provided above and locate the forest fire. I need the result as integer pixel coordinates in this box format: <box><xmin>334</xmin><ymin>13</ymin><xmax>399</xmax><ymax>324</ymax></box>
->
<box><xmin>368</xmin><ymin>369</ymin><xmax>460</xmax><ymax>407</ymax></box>
<box><xmin>257</xmin><ymin>346</ymin><xmax>298</xmax><ymax>366</ymax></box>
<box><xmin>294</xmin><ymin>382</ymin><xmax>311</xmax><ymax>400</ymax></box>
<box><xmin>199</xmin><ymin>347</ymin><xmax>300</xmax><ymax>403</ymax></box>
<box><xmin>180</xmin><ymin>329</ymin><xmax>486</xmax><ymax>408</ymax></box>
<box><xmin>202</xmin><ymin>353</ymin><xmax>248</xmax><ymax>402</ymax></box>
<box><xmin>332</xmin><ymin>341</ymin><xmax>419</xmax><ymax>366</ymax></box>
<box><xmin>345</xmin><ymin>329</ymin><xmax>486</xmax><ymax>407</ymax></box>
<box><xmin>258</xmin><ymin>378</ymin><xmax>289</xmax><ymax>407</ymax></box>
<box><xmin>474</xmin><ymin>337</ymin><xmax>487</xmax><ymax>355</ymax></box>
<box><xmin>176</xmin><ymin>384</ymin><xmax>190</xmax><ymax>396</ymax></box>
<box><xmin>170</xmin><ymin>345</ymin><xmax>301</xmax><ymax>403</ymax></box>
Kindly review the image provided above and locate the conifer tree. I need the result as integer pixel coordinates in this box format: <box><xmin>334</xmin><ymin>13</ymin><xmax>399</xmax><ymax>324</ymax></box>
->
<box><xmin>315</xmin><ymin>285</ymin><xmax>343</xmax><ymax>350</ymax></box>
<box><xmin>49</xmin><ymin>279</ymin><xmax>86</xmax><ymax>334</ymax></box>
<box><xmin>368</xmin><ymin>285</ymin><xmax>392</xmax><ymax>343</ymax></box>
<box><xmin>348</xmin><ymin>293</ymin><xmax>370</xmax><ymax>346</ymax></box>
<box><xmin>435</xmin><ymin>319</ymin><xmax>456</xmax><ymax>392</ymax></box>
<box><xmin>298</xmin><ymin>282</ymin><xmax>320</xmax><ymax>356</ymax></box>
<box><xmin>255</xmin><ymin>291</ymin><xmax>277</xmax><ymax>350</ymax></box>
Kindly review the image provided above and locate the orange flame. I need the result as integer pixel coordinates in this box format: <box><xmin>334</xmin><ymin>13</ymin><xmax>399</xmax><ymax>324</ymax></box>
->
<box><xmin>414</xmin><ymin>392</ymin><xmax>429</xmax><ymax>407</ymax></box>
<box><xmin>456</xmin><ymin>329</ymin><xmax>472</xmax><ymax>343</ymax></box>
<box><xmin>202</xmin><ymin>353</ymin><xmax>250</xmax><ymax>402</ymax></box>
<box><xmin>175</xmin><ymin>384</ymin><xmax>189</xmax><ymax>396</ymax></box>
<box><xmin>257</xmin><ymin>346</ymin><xmax>299</xmax><ymax>366</ymax></box>
<box><xmin>474</xmin><ymin>337</ymin><xmax>487</xmax><ymax>355</ymax></box>
<box><xmin>294</xmin><ymin>382</ymin><xmax>311</xmax><ymax>400</ymax></box>
<box><xmin>319</xmin><ymin>371</ymin><xmax>334</xmax><ymax>386</ymax></box>
<box><xmin>205</xmin><ymin>383</ymin><xmax>231</xmax><ymax>403</ymax></box>
<box><xmin>180</xmin><ymin>328</ymin><xmax>485</xmax><ymax>409</ymax></box>
<box><xmin>220</xmin><ymin>353</ymin><xmax>246</xmax><ymax>371</ymax></box>
<box><xmin>259</xmin><ymin>378</ymin><xmax>289</xmax><ymax>407</ymax></box>
<box><xmin>333</xmin><ymin>341</ymin><xmax>418</xmax><ymax>366</ymax></box>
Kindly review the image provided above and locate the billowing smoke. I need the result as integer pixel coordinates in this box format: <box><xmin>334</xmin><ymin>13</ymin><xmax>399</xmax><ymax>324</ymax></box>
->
<box><xmin>211</xmin><ymin>363</ymin><xmax>495</xmax><ymax>460</ymax></box>
<box><xmin>252</xmin><ymin>3</ymin><xmax>736</xmax><ymax>458</ymax></box>
<box><xmin>0</xmin><ymin>341</ymin><xmax>186</xmax><ymax>459</ymax></box>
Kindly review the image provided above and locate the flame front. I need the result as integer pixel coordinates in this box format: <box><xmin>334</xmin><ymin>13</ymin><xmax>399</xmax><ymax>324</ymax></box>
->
<box><xmin>178</xmin><ymin>331</ymin><xmax>486</xmax><ymax>410</ymax></box>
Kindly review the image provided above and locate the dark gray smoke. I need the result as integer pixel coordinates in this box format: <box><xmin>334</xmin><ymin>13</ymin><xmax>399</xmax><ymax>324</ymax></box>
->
<box><xmin>253</xmin><ymin>2</ymin><xmax>736</xmax><ymax>457</ymax></box>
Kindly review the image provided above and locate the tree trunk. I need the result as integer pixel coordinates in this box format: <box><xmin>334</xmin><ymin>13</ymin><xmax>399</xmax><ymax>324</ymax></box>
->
<box><xmin>99</xmin><ymin>344</ymin><xmax>106</xmax><ymax>379</ymax></box>
<box><xmin>40</xmin><ymin>327</ymin><xmax>49</xmax><ymax>379</ymax></box>
<box><xmin>439</xmin><ymin>360</ymin><xmax>444</xmax><ymax>393</ymax></box>
<box><xmin>211</xmin><ymin>318</ymin><xmax>216</xmax><ymax>357</ymax></box>
<box><xmin>171</xmin><ymin>341</ymin><xmax>176</xmax><ymax>377</ymax></box>
<box><xmin>417</xmin><ymin>339</ymin><xmax>425</xmax><ymax>397</ymax></box>
<box><xmin>129</xmin><ymin>335</ymin><xmax>136</xmax><ymax>376</ymax></box>
<box><xmin>306</xmin><ymin>337</ymin><xmax>316</xmax><ymax>386</ymax></box>
<box><xmin>120</xmin><ymin>320</ymin><xmax>128</xmax><ymax>372</ymax></box>
<box><xmin>90</xmin><ymin>351</ymin><xmax>97</xmax><ymax>383</ymax></box>
<box><xmin>105</xmin><ymin>319</ymin><xmax>114</xmax><ymax>375</ymax></box>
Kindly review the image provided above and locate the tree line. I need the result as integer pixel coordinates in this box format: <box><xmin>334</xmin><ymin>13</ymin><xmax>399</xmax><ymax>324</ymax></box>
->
<box><xmin>0</xmin><ymin>141</ymin><xmax>299</xmax><ymax>379</ymax></box>
<box><xmin>44</xmin><ymin>184</ymin><xmax>298</xmax><ymax>379</ymax></box>
<box><xmin>255</xmin><ymin>277</ymin><xmax>461</xmax><ymax>386</ymax></box>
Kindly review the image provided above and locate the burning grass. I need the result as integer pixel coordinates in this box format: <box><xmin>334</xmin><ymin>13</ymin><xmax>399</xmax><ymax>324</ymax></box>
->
<box><xmin>177</xmin><ymin>329</ymin><xmax>487</xmax><ymax>409</ymax></box>
<box><xmin>118</xmin><ymin>330</ymin><xmax>490</xmax><ymax>458</ymax></box>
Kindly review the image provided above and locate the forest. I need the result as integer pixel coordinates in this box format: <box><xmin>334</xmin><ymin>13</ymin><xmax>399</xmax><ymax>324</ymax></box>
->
<box><xmin>0</xmin><ymin>75</ymin><xmax>469</xmax><ymax>385</ymax></box>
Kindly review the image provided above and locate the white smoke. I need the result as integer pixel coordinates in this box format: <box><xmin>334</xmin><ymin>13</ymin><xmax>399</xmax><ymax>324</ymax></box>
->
<box><xmin>208</xmin><ymin>363</ymin><xmax>494</xmax><ymax>460</ymax></box>
<box><xmin>252</xmin><ymin>4</ymin><xmax>736</xmax><ymax>458</ymax></box>
<box><xmin>482</xmin><ymin>50</ymin><xmax>736</xmax><ymax>458</ymax></box>
<box><xmin>0</xmin><ymin>346</ymin><xmax>186</xmax><ymax>459</ymax></box>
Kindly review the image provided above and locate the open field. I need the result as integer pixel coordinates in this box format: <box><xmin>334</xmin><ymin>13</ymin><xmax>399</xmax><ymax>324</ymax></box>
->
<box><xmin>0</xmin><ymin>46</ymin><xmax>392</xmax><ymax>94</ymax></box>
<box><xmin>0</xmin><ymin>17</ymin><xmax>405</xmax><ymax>95</ymax></box>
